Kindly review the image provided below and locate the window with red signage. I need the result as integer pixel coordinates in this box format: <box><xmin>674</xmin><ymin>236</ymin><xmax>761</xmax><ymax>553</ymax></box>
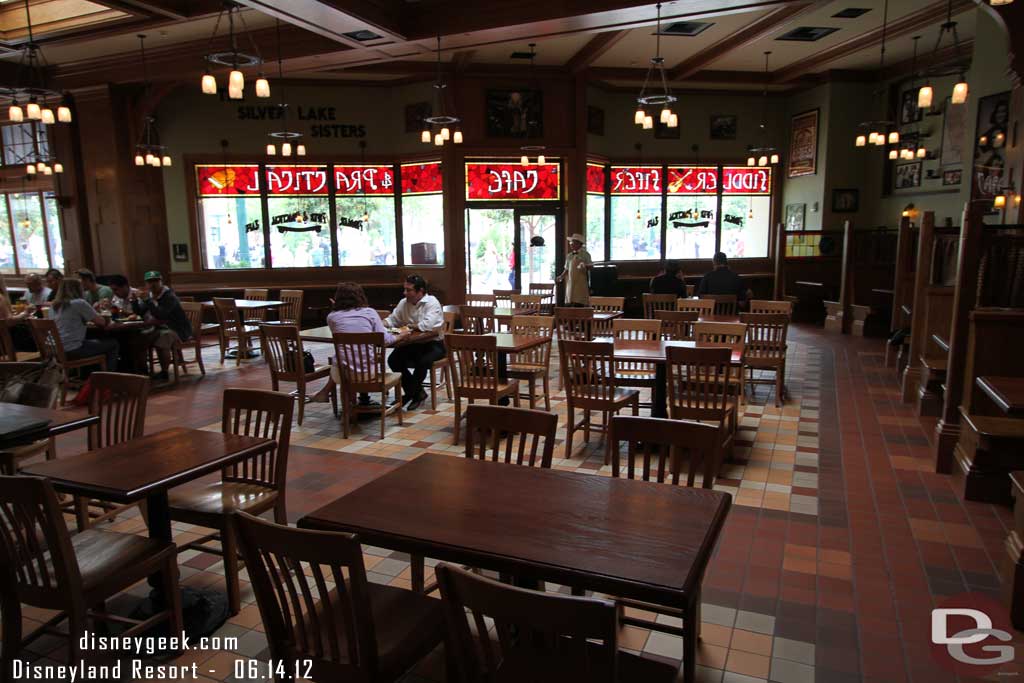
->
<box><xmin>266</xmin><ymin>165</ymin><xmax>333</xmax><ymax>268</ymax></box>
<box><xmin>610</xmin><ymin>166</ymin><xmax>662</xmax><ymax>260</ymax></box>
<box><xmin>720</xmin><ymin>167</ymin><xmax>771</xmax><ymax>258</ymax></box>
<box><xmin>586</xmin><ymin>162</ymin><xmax>606</xmax><ymax>260</ymax></box>
<box><xmin>196</xmin><ymin>164</ymin><xmax>265</xmax><ymax>269</ymax></box>
<box><xmin>401</xmin><ymin>161</ymin><xmax>444</xmax><ymax>266</ymax></box>
<box><xmin>335</xmin><ymin>164</ymin><xmax>397</xmax><ymax>266</ymax></box>
<box><xmin>666</xmin><ymin>167</ymin><xmax>718</xmax><ymax>260</ymax></box>
<box><xmin>465</xmin><ymin>161</ymin><xmax>560</xmax><ymax>201</ymax></box>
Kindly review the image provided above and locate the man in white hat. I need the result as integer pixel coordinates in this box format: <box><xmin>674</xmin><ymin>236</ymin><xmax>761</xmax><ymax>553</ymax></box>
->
<box><xmin>557</xmin><ymin>233</ymin><xmax>592</xmax><ymax>306</ymax></box>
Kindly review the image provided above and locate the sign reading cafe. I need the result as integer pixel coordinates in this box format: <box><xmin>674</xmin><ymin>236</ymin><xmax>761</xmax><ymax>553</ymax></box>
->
<box><xmin>465</xmin><ymin>162</ymin><xmax>561</xmax><ymax>200</ymax></box>
<box><xmin>195</xmin><ymin>164</ymin><xmax>396</xmax><ymax>197</ymax></box>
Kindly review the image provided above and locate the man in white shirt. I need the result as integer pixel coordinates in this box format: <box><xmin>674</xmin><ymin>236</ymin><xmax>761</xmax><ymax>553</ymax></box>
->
<box><xmin>23</xmin><ymin>273</ymin><xmax>50</xmax><ymax>306</ymax></box>
<box><xmin>385</xmin><ymin>274</ymin><xmax>445</xmax><ymax>410</ymax></box>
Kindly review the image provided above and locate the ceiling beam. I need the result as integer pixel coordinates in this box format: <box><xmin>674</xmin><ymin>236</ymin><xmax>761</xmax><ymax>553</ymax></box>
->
<box><xmin>566</xmin><ymin>29</ymin><xmax>628</xmax><ymax>73</ymax></box>
<box><xmin>234</xmin><ymin>0</ymin><xmax>406</xmax><ymax>47</ymax></box>
<box><xmin>667</xmin><ymin>2</ymin><xmax>814</xmax><ymax>80</ymax></box>
<box><xmin>772</xmin><ymin>0</ymin><xmax>975</xmax><ymax>83</ymax></box>
<box><xmin>90</xmin><ymin>0</ymin><xmax>223</xmax><ymax>20</ymax></box>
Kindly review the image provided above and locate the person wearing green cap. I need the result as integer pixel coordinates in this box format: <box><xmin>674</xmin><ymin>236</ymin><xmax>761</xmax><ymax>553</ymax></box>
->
<box><xmin>128</xmin><ymin>271</ymin><xmax>192</xmax><ymax>381</ymax></box>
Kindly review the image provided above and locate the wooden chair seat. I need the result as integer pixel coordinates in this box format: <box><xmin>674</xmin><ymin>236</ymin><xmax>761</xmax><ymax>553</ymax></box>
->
<box><xmin>507</xmin><ymin>361</ymin><xmax>545</xmax><ymax>374</ymax></box>
<box><xmin>921</xmin><ymin>355</ymin><xmax>948</xmax><ymax>373</ymax></box>
<box><xmin>168</xmin><ymin>481</ymin><xmax>279</xmax><ymax>517</ymax></box>
<box><xmin>71</xmin><ymin>529</ymin><xmax>175</xmax><ymax>595</ymax></box>
<box><xmin>333</xmin><ymin>367</ymin><xmax>404</xmax><ymax>394</ymax></box>
<box><xmin>960</xmin><ymin>411</ymin><xmax>1024</xmax><ymax>441</ymax></box>
<box><xmin>489</xmin><ymin>645</ymin><xmax>684</xmax><ymax>683</ymax></box>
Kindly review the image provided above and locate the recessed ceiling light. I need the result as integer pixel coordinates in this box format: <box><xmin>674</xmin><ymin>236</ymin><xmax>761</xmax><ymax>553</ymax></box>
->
<box><xmin>776</xmin><ymin>26</ymin><xmax>838</xmax><ymax>42</ymax></box>
<box><xmin>343</xmin><ymin>29</ymin><xmax>382</xmax><ymax>42</ymax></box>
<box><xmin>832</xmin><ymin>8</ymin><xmax>871</xmax><ymax>18</ymax></box>
<box><xmin>656</xmin><ymin>21</ymin><xmax>713</xmax><ymax>36</ymax></box>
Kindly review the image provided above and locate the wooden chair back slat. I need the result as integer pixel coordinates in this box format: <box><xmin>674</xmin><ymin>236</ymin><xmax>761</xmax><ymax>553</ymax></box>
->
<box><xmin>181</xmin><ymin>301</ymin><xmax>204</xmax><ymax>336</ymax></box>
<box><xmin>509</xmin><ymin>294</ymin><xmax>543</xmax><ymax>311</ymax></box>
<box><xmin>213</xmin><ymin>297</ymin><xmax>245</xmax><ymax>337</ymax></box>
<box><xmin>666</xmin><ymin>345</ymin><xmax>734</xmax><ymax>421</ymax></box>
<box><xmin>560</xmin><ymin>340</ymin><xmax>617</xmax><ymax>404</ymax></box>
<box><xmin>612</xmin><ymin>319</ymin><xmax>660</xmax><ymax>377</ymax></box>
<box><xmin>492</xmin><ymin>290</ymin><xmax>519</xmax><ymax>309</ymax></box>
<box><xmin>610</xmin><ymin>416</ymin><xmax>718</xmax><ymax>487</ymax></box>
<box><xmin>448</xmin><ymin>334</ymin><xmax>502</xmax><ymax>397</ymax></box>
<box><xmin>278</xmin><ymin>289</ymin><xmax>304</xmax><ymax>325</ymax></box>
<box><xmin>740</xmin><ymin>313</ymin><xmax>789</xmax><ymax>361</ymax></box>
<box><xmin>221</xmin><ymin>389</ymin><xmax>293</xmax><ymax>490</ymax></box>
<box><xmin>749</xmin><ymin>299</ymin><xmax>793</xmax><ymax>316</ymax></box>
<box><xmin>693</xmin><ymin>322</ymin><xmax>747</xmax><ymax>354</ymax></box>
<box><xmin>466</xmin><ymin>294</ymin><xmax>497</xmax><ymax>307</ymax></box>
<box><xmin>459</xmin><ymin>306</ymin><xmax>496</xmax><ymax>335</ymax></box>
<box><xmin>465</xmin><ymin>405</ymin><xmax>557</xmax><ymax>468</ymax></box>
<box><xmin>27</xmin><ymin>318</ymin><xmax>66</xmax><ymax>364</ymax></box>
<box><xmin>436</xmin><ymin>563</ymin><xmax>620</xmax><ymax>683</ymax></box>
<box><xmin>0</xmin><ymin>476</ymin><xmax>82</xmax><ymax>601</ymax></box>
<box><xmin>87</xmin><ymin>372</ymin><xmax>149</xmax><ymax>451</ymax></box>
<box><xmin>554</xmin><ymin>307</ymin><xmax>594</xmax><ymax>341</ymax></box>
<box><xmin>243</xmin><ymin>288</ymin><xmax>269</xmax><ymax>323</ymax></box>
<box><xmin>642</xmin><ymin>293</ymin><xmax>677</xmax><ymax>319</ymax></box>
<box><xmin>654</xmin><ymin>310</ymin><xmax>698</xmax><ymax>341</ymax></box>
<box><xmin>332</xmin><ymin>332</ymin><xmax>387</xmax><ymax>386</ymax></box>
<box><xmin>233</xmin><ymin>512</ymin><xmax>377</xmax><ymax>678</ymax></box>
<box><xmin>527</xmin><ymin>283</ymin><xmax>555</xmax><ymax>314</ymax></box>
<box><xmin>705</xmin><ymin>294</ymin><xmax>738</xmax><ymax>316</ymax></box>
<box><xmin>677</xmin><ymin>299</ymin><xmax>715</xmax><ymax>316</ymax></box>
<box><xmin>509</xmin><ymin>315</ymin><xmax>553</xmax><ymax>369</ymax></box>
<box><xmin>262</xmin><ymin>324</ymin><xmax>305</xmax><ymax>382</ymax></box>
<box><xmin>590</xmin><ymin>296</ymin><xmax>624</xmax><ymax>335</ymax></box>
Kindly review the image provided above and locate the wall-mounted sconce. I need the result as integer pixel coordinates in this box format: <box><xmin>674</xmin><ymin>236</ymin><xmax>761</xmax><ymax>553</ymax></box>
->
<box><xmin>901</xmin><ymin>203</ymin><xmax>917</xmax><ymax>219</ymax></box>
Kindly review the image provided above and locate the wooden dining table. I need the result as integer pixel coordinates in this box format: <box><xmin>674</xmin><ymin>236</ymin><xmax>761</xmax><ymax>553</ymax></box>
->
<box><xmin>198</xmin><ymin>299</ymin><xmax>284</xmax><ymax>311</ymax></box>
<box><xmin>300</xmin><ymin>453</ymin><xmax>730</xmax><ymax>683</ymax></box>
<box><xmin>977</xmin><ymin>376</ymin><xmax>1024</xmax><ymax>417</ymax></box>
<box><xmin>0</xmin><ymin>402</ymin><xmax>98</xmax><ymax>451</ymax></box>
<box><xmin>599</xmin><ymin>338</ymin><xmax>744</xmax><ymax>418</ymax></box>
<box><xmin>22</xmin><ymin>426</ymin><xmax>275</xmax><ymax>637</ymax></box>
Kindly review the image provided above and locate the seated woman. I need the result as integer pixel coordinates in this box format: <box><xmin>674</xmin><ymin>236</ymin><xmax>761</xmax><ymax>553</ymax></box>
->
<box><xmin>51</xmin><ymin>278</ymin><xmax>118</xmax><ymax>371</ymax></box>
<box><xmin>311</xmin><ymin>282</ymin><xmax>409</xmax><ymax>405</ymax></box>
<box><xmin>0</xmin><ymin>279</ymin><xmax>36</xmax><ymax>352</ymax></box>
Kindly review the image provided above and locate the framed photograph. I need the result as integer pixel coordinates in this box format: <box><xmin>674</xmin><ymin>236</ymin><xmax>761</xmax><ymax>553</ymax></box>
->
<box><xmin>587</xmin><ymin>105</ymin><xmax>604</xmax><ymax>136</ymax></box>
<box><xmin>787</xmin><ymin>109</ymin><xmax>819</xmax><ymax>178</ymax></box>
<box><xmin>939</xmin><ymin>97</ymin><xmax>967</xmax><ymax>166</ymax></box>
<box><xmin>485</xmin><ymin>88</ymin><xmax>543</xmax><ymax>138</ymax></box>
<box><xmin>404</xmin><ymin>101</ymin><xmax>431</xmax><ymax>133</ymax></box>
<box><xmin>971</xmin><ymin>90</ymin><xmax>1010</xmax><ymax>198</ymax></box>
<box><xmin>894</xmin><ymin>161</ymin><xmax>922</xmax><ymax>189</ymax></box>
<box><xmin>709</xmin><ymin>114</ymin><xmax>737</xmax><ymax>140</ymax></box>
<box><xmin>654</xmin><ymin>117</ymin><xmax>681</xmax><ymax>139</ymax></box>
<box><xmin>172</xmin><ymin>243</ymin><xmax>189</xmax><ymax>262</ymax></box>
<box><xmin>899</xmin><ymin>89</ymin><xmax>922</xmax><ymax>125</ymax></box>
<box><xmin>831</xmin><ymin>188</ymin><xmax>859</xmax><ymax>213</ymax></box>
<box><xmin>942</xmin><ymin>169</ymin><xmax>962</xmax><ymax>186</ymax></box>
<box><xmin>785</xmin><ymin>203</ymin><xmax>805</xmax><ymax>231</ymax></box>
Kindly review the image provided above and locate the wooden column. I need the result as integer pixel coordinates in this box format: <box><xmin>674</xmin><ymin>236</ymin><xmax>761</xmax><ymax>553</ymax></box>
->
<box><xmin>933</xmin><ymin>202</ymin><xmax>986</xmax><ymax>473</ymax></box>
<box><xmin>900</xmin><ymin>211</ymin><xmax>935</xmax><ymax>402</ymax></box>
<box><xmin>839</xmin><ymin>220</ymin><xmax>853</xmax><ymax>334</ymax></box>
<box><xmin>570</xmin><ymin>72</ymin><xmax>587</xmax><ymax>245</ymax></box>
<box><xmin>772</xmin><ymin>224</ymin><xmax>785</xmax><ymax>300</ymax></box>
<box><xmin>889</xmin><ymin>215</ymin><xmax>913</xmax><ymax>332</ymax></box>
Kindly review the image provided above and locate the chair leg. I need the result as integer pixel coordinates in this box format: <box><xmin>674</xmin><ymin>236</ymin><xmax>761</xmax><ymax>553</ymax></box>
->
<box><xmin>297</xmin><ymin>381</ymin><xmax>305</xmax><ymax>426</ymax></box>
<box><xmin>161</xmin><ymin>557</ymin><xmax>184</xmax><ymax>642</ymax></box>
<box><xmin>74</xmin><ymin>496</ymin><xmax>90</xmax><ymax>531</ymax></box>
<box><xmin>196</xmin><ymin>341</ymin><xmax>206</xmax><ymax>376</ymax></box>
<box><xmin>527</xmin><ymin>376</ymin><xmax>536</xmax><ymax>409</ymax></box>
<box><xmin>429</xmin><ymin>367</ymin><xmax>438</xmax><ymax>410</ymax></box>
<box><xmin>564</xmin><ymin>406</ymin><xmax>574</xmax><ymax>460</ymax></box>
<box><xmin>583</xmin><ymin>409</ymin><xmax>590</xmax><ymax>444</ymax></box>
<box><xmin>453</xmin><ymin>397</ymin><xmax>462</xmax><ymax>445</ymax></box>
<box><xmin>222</xmin><ymin>525</ymin><xmax>241</xmax><ymax>616</ymax></box>
<box><xmin>274</xmin><ymin>497</ymin><xmax>288</xmax><ymax>525</ymax></box>
<box><xmin>542</xmin><ymin>372</ymin><xmax>551</xmax><ymax>411</ymax></box>
<box><xmin>444</xmin><ymin>366</ymin><xmax>453</xmax><ymax>400</ymax></box>
<box><xmin>341</xmin><ymin>390</ymin><xmax>351</xmax><ymax>439</ymax></box>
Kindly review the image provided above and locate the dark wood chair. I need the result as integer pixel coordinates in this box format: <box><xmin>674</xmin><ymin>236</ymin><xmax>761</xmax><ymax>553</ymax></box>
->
<box><xmin>466</xmin><ymin>294</ymin><xmax>497</xmax><ymax>307</ymax></box>
<box><xmin>233</xmin><ymin>511</ymin><xmax>445</xmax><ymax>683</ymax></box>
<box><xmin>177</xmin><ymin>301</ymin><xmax>208</xmax><ymax>377</ymax></box>
<box><xmin>589</xmin><ymin>296</ymin><xmax>624</xmax><ymax>336</ymax></box>
<box><xmin>213</xmin><ymin>297</ymin><xmax>261</xmax><ymax>366</ymax></box>
<box><xmin>435</xmin><ymin>562</ymin><xmax>684</xmax><ymax>683</ymax></box>
<box><xmin>740</xmin><ymin>312</ymin><xmax>789</xmax><ymax>407</ymax></box>
<box><xmin>554</xmin><ymin>307</ymin><xmax>594</xmax><ymax>341</ymax></box>
<box><xmin>666</xmin><ymin>346</ymin><xmax>737</xmax><ymax>486</ymax></box>
<box><xmin>331</xmin><ymin>332</ymin><xmax>403</xmax><ymax>439</ymax></box>
<box><xmin>528</xmin><ymin>282</ymin><xmax>556</xmax><ymax>315</ymax></box>
<box><xmin>447</xmin><ymin>334</ymin><xmax>520</xmax><ymax>445</ymax></box>
<box><xmin>278</xmin><ymin>289</ymin><xmax>304</xmax><ymax>325</ymax></box>
<box><xmin>0</xmin><ymin>320</ymin><xmax>33</xmax><ymax>362</ymax></box>
<box><xmin>610</xmin><ymin>415</ymin><xmax>719</xmax><ymax>488</ymax></box>
<box><xmin>168</xmin><ymin>388</ymin><xmax>293</xmax><ymax>615</ymax></box>
<box><xmin>261</xmin><ymin>324</ymin><xmax>332</xmax><ymax>425</ymax></box>
<box><xmin>693</xmin><ymin>321</ymin><xmax>747</xmax><ymax>401</ymax></box>
<box><xmin>459</xmin><ymin>305</ymin><xmax>496</xmax><ymax>335</ymax></box>
<box><xmin>0</xmin><ymin>475</ymin><xmax>182</xmax><ymax>663</ymax></box>
<box><xmin>749</xmin><ymin>299</ymin><xmax>793</xmax><ymax>316</ymax></box>
<box><xmin>611</xmin><ymin>319</ymin><xmax>661</xmax><ymax>404</ymax></box>
<box><xmin>243</xmin><ymin>287</ymin><xmax>269</xmax><ymax>324</ymax></box>
<box><xmin>465</xmin><ymin>404</ymin><xmax>557</xmax><ymax>468</ymax></box>
<box><xmin>560</xmin><ymin>340</ymin><xmax>639</xmax><ymax>461</ymax></box>
<box><xmin>27</xmin><ymin>318</ymin><xmax>107</xmax><ymax>406</ymax></box>
<box><xmin>508</xmin><ymin>315</ymin><xmax>553</xmax><ymax>410</ymax></box>
<box><xmin>493</xmin><ymin>289</ymin><xmax>519</xmax><ymax>309</ymax></box>
<box><xmin>706</xmin><ymin>293</ymin><xmax>738</xmax><ymax>316</ymax></box>
<box><xmin>0</xmin><ymin>362</ymin><xmax>60</xmax><ymax>477</ymax></box>
<box><xmin>654</xmin><ymin>310</ymin><xmax>698</xmax><ymax>341</ymax></box>
<box><xmin>426</xmin><ymin>311</ymin><xmax>455</xmax><ymax>410</ymax></box>
<box><xmin>642</xmin><ymin>293</ymin><xmax>677</xmax><ymax>320</ymax></box>
<box><xmin>73</xmin><ymin>372</ymin><xmax>150</xmax><ymax>531</ymax></box>
<box><xmin>677</xmin><ymin>298</ymin><xmax>715</xmax><ymax>317</ymax></box>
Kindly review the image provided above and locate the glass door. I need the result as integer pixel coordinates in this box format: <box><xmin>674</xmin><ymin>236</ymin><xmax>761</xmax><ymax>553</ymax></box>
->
<box><xmin>517</xmin><ymin>210</ymin><xmax>558</xmax><ymax>292</ymax></box>
<box><xmin>465</xmin><ymin>206</ymin><xmax>561</xmax><ymax>295</ymax></box>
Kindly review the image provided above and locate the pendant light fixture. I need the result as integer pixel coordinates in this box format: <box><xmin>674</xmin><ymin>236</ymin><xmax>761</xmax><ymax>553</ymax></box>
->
<box><xmin>918</xmin><ymin>0</ymin><xmax>968</xmax><ymax>109</ymax></box>
<box><xmin>265</xmin><ymin>20</ymin><xmax>305</xmax><ymax>157</ymax></box>
<box><xmin>900</xmin><ymin>37</ymin><xmax>929</xmax><ymax>160</ymax></box>
<box><xmin>853</xmin><ymin>0</ymin><xmax>900</xmax><ymax>154</ymax></box>
<box><xmin>420</xmin><ymin>36</ymin><xmax>463</xmax><ymax>146</ymax></box>
<box><xmin>200</xmin><ymin>2</ymin><xmax>268</xmax><ymax>100</ymax></box>
<box><xmin>745</xmin><ymin>52</ymin><xmax>780</xmax><ymax>167</ymax></box>
<box><xmin>519</xmin><ymin>44</ymin><xmax>547</xmax><ymax>165</ymax></box>
<box><xmin>633</xmin><ymin>3</ymin><xmax>677</xmax><ymax>132</ymax></box>
<box><xmin>2</xmin><ymin>0</ymin><xmax>73</xmax><ymax>127</ymax></box>
<box><xmin>132</xmin><ymin>35</ymin><xmax>171</xmax><ymax>168</ymax></box>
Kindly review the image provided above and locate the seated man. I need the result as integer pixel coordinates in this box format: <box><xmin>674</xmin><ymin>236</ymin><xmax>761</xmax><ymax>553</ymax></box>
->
<box><xmin>107</xmin><ymin>274</ymin><xmax>133</xmax><ymax>311</ymax></box>
<box><xmin>77</xmin><ymin>269</ymin><xmax>113</xmax><ymax>307</ymax></box>
<box><xmin>129</xmin><ymin>271</ymin><xmax>192</xmax><ymax>381</ymax></box>
<box><xmin>649</xmin><ymin>260</ymin><xmax>687</xmax><ymax>297</ymax></box>
<box><xmin>384</xmin><ymin>274</ymin><xmax>445</xmax><ymax>411</ymax></box>
<box><xmin>44</xmin><ymin>268</ymin><xmax>63</xmax><ymax>302</ymax></box>
<box><xmin>696</xmin><ymin>252</ymin><xmax>747</xmax><ymax>304</ymax></box>
<box><xmin>23</xmin><ymin>273</ymin><xmax>51</xmax><ymax>306</ymax></box>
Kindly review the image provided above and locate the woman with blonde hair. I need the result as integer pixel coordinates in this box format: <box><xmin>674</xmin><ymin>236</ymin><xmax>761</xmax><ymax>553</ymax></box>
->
<box><xmin>51</xmin><ymin>278</ymin><xmax>119</xmax><ymax>370</ymax></box>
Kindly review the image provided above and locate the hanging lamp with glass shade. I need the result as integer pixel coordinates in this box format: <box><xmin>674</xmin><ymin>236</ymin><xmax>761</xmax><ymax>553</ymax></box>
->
<box><xmin>265</xmin><ymin>20</ymin><xmax>306</xmax><ymax>157</ymax></box>
<box><xmin>131</xmin><ymin>35</ymin><xmax>171</xmax><ymax>168</ymax></box>
<box><xmin>633</xmin><ymin>3</ymin><xmax>678</xmax><ymax>132</ymax></box>
<box><xmin>918</xmin><ymin>0</ymin><xmax>969</xmax><ymax>109</ymax></box>
<box><xmin>420</xmin><ymin>36</ymin><xmax>463</xmax><ymax>146</ymax></box>
<box><xmin>853</xmin><ymin>0</ymin><xmax>901</xmax><ymax>154</ymax></box>
<box><xmin>745</xmin><ymin>52</ymin><xmax>780</xmax><ymax>167</ymax></box>
<box><xmin>2</xmin><ymin>0</ymin><xmax>74</xmax><ymax>127</ymax></box>
<box><xmin>199</xmin><ymin>2</ymin><xmax>269</xmax><ymax>100</ymax></box>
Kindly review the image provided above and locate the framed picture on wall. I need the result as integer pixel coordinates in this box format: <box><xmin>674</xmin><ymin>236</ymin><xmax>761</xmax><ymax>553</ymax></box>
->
<box><xmin>831</xmin><ymin>188</ymin><xmax>859</xmax><ymax>213</ymax></box>
<box><xmin>709</xmin><ymin>114</ymin><xmax>737</xmax><ymax>140</ymax></box>
<box><xmin>787</xmin><ymin>109</ymin><xmax>818</xmax><ymax>178</ymax></box>
<box><xmin>587</xmin><ymin>105</ymin><xmax>604</xmax><ymax>136</ymax></box>
<box><xmin>939</xmin><ymin>97</ymin><xmax>967</xmax><ymax>166</ymax></box>
<box><xmin>404</xmin><ymin>102</ymin><xmax>431</xmax><ymax>133</ymax></box>
<box><xmin>942</xmin><ymin>169</ymin><xmax>962</xmax><ymax>186</ymax></box>
<box><xmin>172</xmin><ymin>243</ymin><xmax>189</xmax><ymax>262</ymax></box>
<box><xmin>485</xmin><ymin>89</ymin><xmax>543</xmax><ymax>138</ymax></box>
<box><xmin>895</xmin><ymin>161</ymin><xmax>922</xmax><ymax>189</ymax></box>
<box><xmin>971</xmin><ymin>90</ymin><xmax>1010</xmax><ymax>198</ymax></box>
<box><xmin>785</xmin><ymin>203</ymin><xmax>806</xmax><ymax>231</ymax></box>
<box><xmin>899</xmin><ymin>89</ymin><xmax>922</xmax><ymax>125</ymax></box>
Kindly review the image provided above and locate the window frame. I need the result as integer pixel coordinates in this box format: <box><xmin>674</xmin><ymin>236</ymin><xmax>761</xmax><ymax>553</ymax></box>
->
<box><xmin>0</xmin><ymin>189</ymin><xmax>62</xmax><ymax>275</ymax></box>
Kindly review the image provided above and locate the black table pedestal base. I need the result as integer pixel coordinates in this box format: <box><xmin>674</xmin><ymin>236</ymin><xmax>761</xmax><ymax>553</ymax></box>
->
<box><xmin>130</xmin><ymin>586</ymin><xmax>230</xmax><ymax>639</ymax></box>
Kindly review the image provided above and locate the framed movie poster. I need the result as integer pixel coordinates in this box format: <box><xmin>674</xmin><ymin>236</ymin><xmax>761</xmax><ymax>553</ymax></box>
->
<box><xmin>939</xmin><ymin>97</ymin><xmax>967</xmax><ymax>167</ymax></box>
<box><xmin>710</xmin><ymin>114</ymin><xmax>737</xmax><ymax>140</ymax></box>
<box><xmin>895</xmin><ymin>161</ymin><xmax>922</xmax><ymax>189</ymax></box>
<box><xmin>831</xmin><ymin>188</ymin><xmax>859</xmax><ymax>213</ymax></box>
<box><xmin>485</xmin><ymin>89</ymin><xmax>543</xmax><ymax>138</ymax></box>
<box><xmin>785</xmin><ymin>203</ymin><xmax>805</xmax><ymax>231</ymax></box>
<box><xmin>787</xmin><ymin>109</ymin><xmax>818</xmax><ymax>178</ymax></box>
<box><xmin>971</xmin><ymin>90</ymin><xmax>1010</xmax><ymax>199</ymax></box>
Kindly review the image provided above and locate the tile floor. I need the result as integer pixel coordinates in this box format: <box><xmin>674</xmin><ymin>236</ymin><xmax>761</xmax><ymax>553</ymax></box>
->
<box><xmin>11</xmin><ymin>323</ymin><xmax>1024</xmax><ymax>682</ymax></box>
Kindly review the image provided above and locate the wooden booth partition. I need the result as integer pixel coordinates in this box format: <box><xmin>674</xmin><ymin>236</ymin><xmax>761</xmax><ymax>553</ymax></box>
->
<box><xmin>887</xmin><ymin>215</ymin><xmax>917</xmax><ymax>368</ymax></box>
<box><xmin>772</xmin><ymin>225</ymin><xmax>845</xmax><ymax>325</ymax></box>
<box><xmin>835</xmin><ymin>224</ymin><xmax>899</xmax><ymax>336</ymax></box>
